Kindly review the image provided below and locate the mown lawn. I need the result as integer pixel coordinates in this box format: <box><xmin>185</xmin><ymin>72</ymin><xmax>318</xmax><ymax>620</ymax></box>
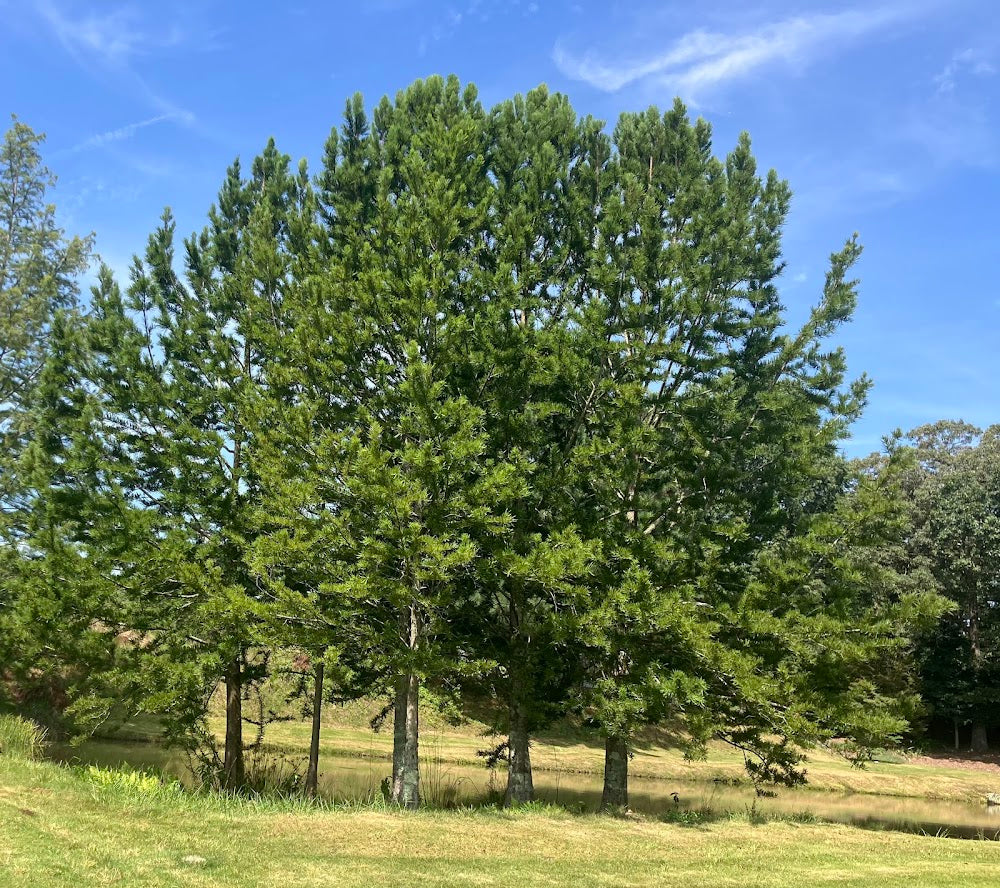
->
<box><xmin>3</xmin><ymin>755</ymin><xmax>1000</xmax><ymax>887</ymax></box>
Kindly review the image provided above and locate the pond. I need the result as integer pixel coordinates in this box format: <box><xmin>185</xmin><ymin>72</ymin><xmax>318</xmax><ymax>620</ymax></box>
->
<box><xmin>52</xmin><ymin>739</ymin><xmax>1000</xmax><ymax>838</ymax></box>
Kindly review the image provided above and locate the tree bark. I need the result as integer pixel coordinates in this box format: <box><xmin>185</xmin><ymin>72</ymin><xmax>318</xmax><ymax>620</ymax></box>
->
<box><xmin>601</xmin><ymin>734</ymin><xmax>629</xmax><ymax>811</ymax></box>
<box><xmin>391</xmin><ymin>604</ymin><xmax>420</xmax><ymax>809</ymax></box>
<box><xmin>505</xmin><ymin>688</ymin><xmax>534</xmax><ymax>806</ymax></box>
<box><xmin>971</xmin><ymin>719</ymin><xmax>989</xmax><ymax>753</ymax></box>
<box><xmin>304</xmin><ymin>659</ymin><xmax>324</xmax><ymax>798</ymax></box>
<box><xmin>391</xmin><ymin>671</ymin><xmax>420</xmax><ymax>807</ymax></box>
<box><xmin>223</xmin><ymin>658</ymin><xmax>244</xmax><ymax>789</ymax></box>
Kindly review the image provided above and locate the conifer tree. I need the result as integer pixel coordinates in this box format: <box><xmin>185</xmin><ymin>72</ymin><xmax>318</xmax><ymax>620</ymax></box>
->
<box><xmin>86</xmin><ymin>142</ymin><xmax>299</xmax><ymax>786</ymax></box>
<box><xmin>253</xmin><ymin>76</ymin><xmax>507</xmax><ymax>807</ymax></box>
<box><xmin>572</xmin><ymin>104</ymin><xmax>944</xmax><ymax>807</ymax></box>
<box><xmin>0</xmin><ymin>118</ymin><xmax>93</xmax><ymax>719</ymax></box>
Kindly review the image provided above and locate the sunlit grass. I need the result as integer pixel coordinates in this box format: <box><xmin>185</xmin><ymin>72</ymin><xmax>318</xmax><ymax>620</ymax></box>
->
<box><xmin>197</xmin><ymin>703</ymin><xmax>998</xmax><ymax>803</ymax></box>
<box><xmin>3</xmin><ymin>753</ymin><xmax>1000</xmax><ymax>887</ymax></box>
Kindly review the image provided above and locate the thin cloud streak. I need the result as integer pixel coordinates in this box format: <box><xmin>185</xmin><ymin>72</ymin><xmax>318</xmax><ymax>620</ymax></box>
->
<box><xmin>62</xmin><ymin>114</ymin><xmax>183</xmax><ymax>154</ymax></box>
<box><xmin>553</xmin><ymin>5</ymin><xmax>928</xmax><ymax>95</ymax></box>
<box><xmin>34</xmin><ymin>2</ymin><xmax>206</xmax><ymax>145</ymax></box>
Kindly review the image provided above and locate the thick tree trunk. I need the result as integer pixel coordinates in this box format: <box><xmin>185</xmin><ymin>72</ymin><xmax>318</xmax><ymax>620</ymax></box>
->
<box><xmin>391</xmin><ymin>604</ymin><xmax>420</xmax><ymax>808</ymax></box>
<box><xmin>971</xmin><ymin>719</ymin><xmax>989</xmax><ymax>753</ymax></box>
<box><xmin>601</xmin><ymin>734</ymin><xmax>629</xmax><ymax>811</ymax></box>
<box><xmin>223</xmin><ymin>658</ymin><xmax>244</xmax><ymax>789</ymax></box>
<box><xmin>505</xmin><ymin>691</ymin><xmax>534</xmax><ymax>806</ymax></box>
<box><xmin>304</xmin><ymin>660</ymin><xmax>324</xmax><ymax>798</ymax></box>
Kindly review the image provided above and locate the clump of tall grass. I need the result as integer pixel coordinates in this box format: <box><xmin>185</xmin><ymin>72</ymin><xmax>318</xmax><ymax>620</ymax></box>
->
<box><xmin>83</xmin><ymin>764</ymin><xmax>184</xmax><ymax>801</ymax></box>
<box><xmin>0</xmin><ymin>713</ymin><xmax>46</xmax><ymax>760</ymax></box>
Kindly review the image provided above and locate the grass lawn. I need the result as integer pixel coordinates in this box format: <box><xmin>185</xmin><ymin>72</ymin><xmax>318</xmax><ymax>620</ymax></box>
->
<box><xmin>175</xmin><ymin>699</ymin><xmax>997</xmax><ymax>803</ymax></box>
<box><xmin>3</xmin><ymin>754</ymin><xmax>1000</xmax><ymax>887</ymax></box>
<box><xmin>98</xmin><ymin>699</ymin><xmax>1000</xmax><ymax>803</ymax></box>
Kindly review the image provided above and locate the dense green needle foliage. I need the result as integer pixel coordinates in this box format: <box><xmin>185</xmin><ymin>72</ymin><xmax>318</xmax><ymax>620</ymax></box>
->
<box><xmin>0</xmin><ymin>83</ymin><xmax>969</xmax><ymax>815</ymax></box>
<box><xmin>0</xmin><ymin>118</ymin><xmax>96</xmax><ymax>724</ymax></box>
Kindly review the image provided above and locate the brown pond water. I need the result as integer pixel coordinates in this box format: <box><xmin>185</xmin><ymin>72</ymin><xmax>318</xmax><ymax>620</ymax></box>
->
<box><xmin>52</xmin><ymin>739</ymin><xmax>1000</xmax><ymax>838</ymax></box>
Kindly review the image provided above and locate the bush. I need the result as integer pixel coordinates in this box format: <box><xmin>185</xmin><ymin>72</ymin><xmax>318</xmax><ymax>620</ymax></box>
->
<box><xmin>0</xmin><ymin>713</ymin><xmax>46</xmax><ymax>760</ymax></box>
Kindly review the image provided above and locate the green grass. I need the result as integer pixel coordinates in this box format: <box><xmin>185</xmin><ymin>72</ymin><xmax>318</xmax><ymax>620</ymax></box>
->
<box><xmin>213</xmin><ymin>702</ymin><xmax>999</xmax><ymax>803</ymax></box>
<box><xmin>0</xmin><ymin>713</ymin><xmax>46</xmax><ymax>760</ymax></box>
<box><xmin>89</xmin><ymin>698</ymin><xmax>1000</xmax><ymax>806</ymax></box>
<box><xmin>3</xmin><ymin>754</ymin><xmax>1000</xmax><ymax>887</ymax></box>
<box><xmin>94</xmin><ymin>699</ymin><xmax>1000</xmax><ymax>804</ymax></box>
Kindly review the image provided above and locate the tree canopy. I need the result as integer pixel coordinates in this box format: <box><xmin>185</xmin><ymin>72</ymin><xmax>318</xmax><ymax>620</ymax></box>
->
<box><xmin>0</xmin><ymin>86</ymin><xmax>966</xmax><ymax>811</ymax></box>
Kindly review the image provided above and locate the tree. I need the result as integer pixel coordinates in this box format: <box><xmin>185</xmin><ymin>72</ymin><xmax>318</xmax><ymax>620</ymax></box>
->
<box><xmin>86</xmin><ymin>142</ymin><xmax>301</xmax><ymax>786</ymax></box>
<box><xmin>0</xmin><ymin>311</ymin><xmax>119</xmax><ymax>727</ymax></box>
<box><xmin>0</xmin><ymin>118</ymin><xmax>91</xmax><ymax>439</ymax></box>
<box><xmin>552</xmin><ymin>102</ymin><xmax>942</xmax><ymax>808</ymax></box>
<box><xmin>251</xmin><ymin>77</ymin><xmax>509</xmax><ymax>808</ymax></box>
<box><xmin>904</xmin><ymin>421</ymin><xmax>1000</xmax><ymax>752</ymax></box>
<box><xmin>0</xmin><ymin>118</ymin><xmax>93</xmax><ymax>720</ymax></box>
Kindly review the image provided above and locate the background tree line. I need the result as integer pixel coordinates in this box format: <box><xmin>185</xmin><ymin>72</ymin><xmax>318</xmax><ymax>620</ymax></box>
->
<box><xmin>0</xmin><ymin>79</ymin><xmax>993</xmax><ymax>811</ymax></box>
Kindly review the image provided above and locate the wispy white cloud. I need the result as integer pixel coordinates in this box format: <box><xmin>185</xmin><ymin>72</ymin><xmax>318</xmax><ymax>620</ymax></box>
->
<box><xmin>902</xmin><ymin>47</ymin><xmax>999</xmax><ymax>170</ymax></box>
<box><xmin>37</xmin><ymin>1</ymin><xmax>184</xmax><ymax>64</ymax></box>
<box><xmin>553</xmin><ymin>5</ymin><xmax>927</xmax><ymax>97</ymax></box>
<box><xmin>934</xmin><ymin>47</ymin><xmax>996</xmax><ymax>94</ymax></box>
<box><xmin>35</xmin><ymin>2</ymin><xmax>203</xmax><ymax>143</ymax></box>
<box><xmin>62</xmin><ymin>113</ymin><xmax>188</xmax><ymax>155</ymax></box>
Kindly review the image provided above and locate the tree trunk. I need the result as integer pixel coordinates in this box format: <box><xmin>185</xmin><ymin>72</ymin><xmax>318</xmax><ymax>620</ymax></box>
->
<box><xmin>954</xmin><ymin>718</ymin><xmax>961</xmax><ymax>752</ymax></box>
<box><xmin>223</xmin><ymin>658</ymin><xmax>244</xmax><ymax>789</ymax></box>
<box><xmin>505</xmin><ymin>690</ymin><xmax>534</xmax><ymax>806</ymax></box>
<box><xmin>304</xmin><ymin>660</ymin><xmax>324</xmax><ymax>798</ymax></box>
<box><xmin>392</xmin><ymin>673</ymin><xmax>406</xmax><ymax>798</ymax></box>
<box><xmin>391</xmin><ymin>604</ymin><xmax>420</xmax><ymax>809</ymax></box>
<box><xmin>601</xmin><ymin>734</ymin><xmax>629</xmax><ymax>811</ymax></box>
<box><xmin>971</xmin><ymin>719</ymin><xmax>989</xmax><ymax>753</ymax></box>
<box><xmin>391</xmin><ymin>671</ymin><xmax>420</xmax><ymax>807</ymax></box>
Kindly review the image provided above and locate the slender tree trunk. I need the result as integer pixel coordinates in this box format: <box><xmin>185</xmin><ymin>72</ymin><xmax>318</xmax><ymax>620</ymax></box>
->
<box><xmin>223</xmin><ymin>658</ymin><xmax>244</xmax><ymax>789</ymax></box>
<box><xmin>968</xmin><ymin>600</ymin><xmax>989</xmax><ymax>753</ymax></box>
<box><xmin>304</xmin><ymin>660</ymin><xmax>324</xmax><ymax>798</ymax></box>
<box><xmin>601</xmin><ymin>734</ymin><xmax>629</xmax><ymax>811</ymax></box>
<box><xmin>391</xmin><ymin>672</ymin><xmax>420</xmax><ymax>807</ymax></box>
<box><xmin>392</xmin><ymin>673</ymin><xmax>406</xmax><ymax>797</ymax></box>
<box><xmin>391</xmin><ymin>604</ymin><xmax>420</xmax><ymax>808</ymax></box>
<box><xmin>971</xmin><ymin>719</ymin><xmax>989</xmax><ymax>753</ymax></box>
<box><xmin>954</xmin><ymin>718</ymin><xmax>961</xmax><ymax>752</ymax></box>
<box><xmin>504</xmin><ymin>584</ymin><xmax>534</xmax><ymax>807</ymax></box>
<box><xmin>506</xmin><ymin>696</ymin><xmax>533</xmax><ymax>806</ymax></box>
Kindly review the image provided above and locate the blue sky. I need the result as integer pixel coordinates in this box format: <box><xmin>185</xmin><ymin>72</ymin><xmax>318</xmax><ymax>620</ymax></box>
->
<box><xmin>4</xmin><ymin>0</ymin><xmax>998</xmax><ymax>454</ymax></box>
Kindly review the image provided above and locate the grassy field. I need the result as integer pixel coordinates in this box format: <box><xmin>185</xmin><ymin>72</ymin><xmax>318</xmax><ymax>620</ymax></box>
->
<box><xmin>3</xmin><ymin>753</ymin><xmax>1000</xmax><ymax>888</ymax></box>
<box><xmin>97</xmin><ymin>699</ymin><xmax>1000</xmax><ymax>803</ymax></box>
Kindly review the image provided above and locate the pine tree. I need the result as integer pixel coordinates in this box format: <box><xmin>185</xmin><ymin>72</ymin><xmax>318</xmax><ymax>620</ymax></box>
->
<box><xmin>86</xmin><ymin>143</ymin><xmax>299</xmax><ymax>786</ymax></box>
<box><xmin>251</xmin><ymin>76</ymin><xmax>508</xmax><ymax>807</ymax></box>
<box><xmin>0</xmin><ymin>118</ymin><xmax>93</xmax><ymax>721</ymax></box>
<box><xmin>0</xmin><ymin>310</ymin><xmax>117</xmax><ymax>726</ymax></box>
